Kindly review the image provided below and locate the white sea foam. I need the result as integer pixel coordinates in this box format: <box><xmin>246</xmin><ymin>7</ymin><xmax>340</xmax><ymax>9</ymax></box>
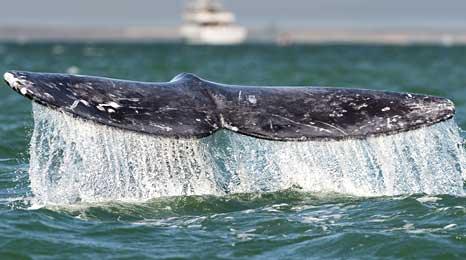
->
<box><xmin>29</xmin><ymin>104</ymin><xmax>466</xmax><ymax>204</ymax></box>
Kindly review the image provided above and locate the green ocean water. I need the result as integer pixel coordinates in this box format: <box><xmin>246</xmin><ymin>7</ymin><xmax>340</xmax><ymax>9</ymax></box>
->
<box><xmin>1</xmin><ymin>43</ymin><xmax>466</xmax><ymax>259</ymax></box>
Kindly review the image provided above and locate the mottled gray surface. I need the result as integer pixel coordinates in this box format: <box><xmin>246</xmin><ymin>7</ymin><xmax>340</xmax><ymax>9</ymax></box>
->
<box><xmin>3</xmin><ymin>71</ymin><xmax>455</xmax><ymax>141</ymax></box>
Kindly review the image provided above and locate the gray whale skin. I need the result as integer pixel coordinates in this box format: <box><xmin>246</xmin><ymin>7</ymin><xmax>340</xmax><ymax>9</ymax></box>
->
<box><xmin>3</xmin><ymin>71</ymin><xmax>455</xmax><ymax>141</ymax></box>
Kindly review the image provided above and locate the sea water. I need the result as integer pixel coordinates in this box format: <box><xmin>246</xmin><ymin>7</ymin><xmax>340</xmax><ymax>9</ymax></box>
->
<box><xmin>29</xmin><ymin>103</ymin><xmax>466</xmax><ymax>205</ymax></box>
<box><xmin>3</xmin><ymin>43</ymin><xmax>466</xmax><ymax>258</ymax></box>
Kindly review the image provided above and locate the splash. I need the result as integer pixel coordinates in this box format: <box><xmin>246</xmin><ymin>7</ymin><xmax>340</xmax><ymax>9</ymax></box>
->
<box><xmin>29</xmin><ymin>104</ymin><xmax>221</xmax><ymax>204</ymax></box>
<box><xmin>29</xmin><ymin>104</ymin><xmax>466</xmax><ymax>204</ymax></box>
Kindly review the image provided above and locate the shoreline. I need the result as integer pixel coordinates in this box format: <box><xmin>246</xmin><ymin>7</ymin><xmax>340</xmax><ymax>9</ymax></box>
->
<box><xmin>1</xmin><ymin>26</ymin><xmax>466</xmax><ymax>45</ymax></box>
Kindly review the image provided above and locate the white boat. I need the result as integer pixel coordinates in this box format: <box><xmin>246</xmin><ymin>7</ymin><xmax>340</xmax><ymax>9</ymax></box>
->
<box><xmin>180</xmin><ymin>0</ymin><xmax>247</xmax><ymax>45</ymax></box>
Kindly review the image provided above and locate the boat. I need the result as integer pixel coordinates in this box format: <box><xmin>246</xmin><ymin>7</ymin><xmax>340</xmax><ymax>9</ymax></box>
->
<box><xmin>180</xmin><ymin>0</ymin><xmax>247</xmax><ymax>45</ymax></box>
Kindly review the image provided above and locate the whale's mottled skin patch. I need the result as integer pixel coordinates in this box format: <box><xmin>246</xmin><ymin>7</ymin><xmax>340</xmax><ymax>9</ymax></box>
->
<box><xmin>3</xmin><ymin>70</ymin><xmax>455</xmax><ymax>141</ymax></box>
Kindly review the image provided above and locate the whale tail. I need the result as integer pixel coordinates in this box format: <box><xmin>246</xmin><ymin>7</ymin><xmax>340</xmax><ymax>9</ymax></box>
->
<box><xmin>3</xmin><ymin>70</ymin><xmax>455</xmax><ymax>141</ymax></box>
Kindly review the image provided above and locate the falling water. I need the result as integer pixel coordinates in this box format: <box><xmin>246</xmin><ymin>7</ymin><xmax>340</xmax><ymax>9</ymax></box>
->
<box><xmin>29</xmin><ymin>104</ymin><xmax>466</xmax><ymax>204</ymax></box>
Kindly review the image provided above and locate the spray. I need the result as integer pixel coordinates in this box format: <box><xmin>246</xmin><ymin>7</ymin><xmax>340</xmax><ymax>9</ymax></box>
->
<box><xmin>29</xmin><ymin>104</ymin><xmax>466</xmax><ymax>204</ymax></box>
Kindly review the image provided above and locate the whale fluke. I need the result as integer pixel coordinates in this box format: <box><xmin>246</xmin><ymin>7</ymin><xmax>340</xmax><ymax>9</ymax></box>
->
<box><xmin>3</xmin><ymin>70</ymin><xmax>455</xmax><ymax>141</ymax></box>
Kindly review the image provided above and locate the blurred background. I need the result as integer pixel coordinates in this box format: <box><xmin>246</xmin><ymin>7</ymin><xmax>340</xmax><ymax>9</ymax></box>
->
<box><xmin>1</xmin><ymin>0</ymin><xmax>466</xmax><ymax>44</ymax></box>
